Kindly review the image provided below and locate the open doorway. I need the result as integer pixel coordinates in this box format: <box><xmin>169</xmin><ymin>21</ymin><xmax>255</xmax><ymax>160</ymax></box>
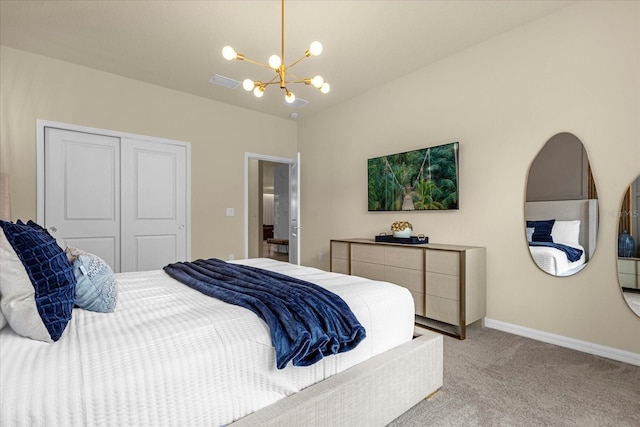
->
<box><xmin>245</xmin><ymin>152</ymin><xmax>299</xmax><ymax>264</ymax></box>
<box><xmin>261</xmin><ymin>161</ymin><xmax>289</xmax><ymax>262</ymax></box>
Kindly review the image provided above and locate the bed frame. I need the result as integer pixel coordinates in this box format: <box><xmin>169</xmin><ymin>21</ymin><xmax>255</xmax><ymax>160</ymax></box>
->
<box><xmin>525</xmin><ymin>199</ymin><xmax>598</xmax><ymax>260</ymax></box>
<box><xmin>230</xmin><ymin>331</ymin><xmax>443</xmax><ymax>426</ymax></box>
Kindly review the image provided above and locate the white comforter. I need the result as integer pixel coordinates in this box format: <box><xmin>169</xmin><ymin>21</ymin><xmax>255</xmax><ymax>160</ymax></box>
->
<box><xmin>0</xmin><ymin>258</ymin><xmax>414</xmax><ymax>427</ymax></box>
<box><xmin>529</xmin><ymin>244</ymin><xmax>586</xmax><ymax>276</ymax></box>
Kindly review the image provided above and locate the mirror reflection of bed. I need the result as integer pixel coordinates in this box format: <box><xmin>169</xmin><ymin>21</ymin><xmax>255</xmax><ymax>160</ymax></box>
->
<box><xmin>617</xmin><ymin>175</ymin><xmax>640</xmax><ymax>317</ymax></box>
<box><xmin>525</xmin><ymin>132</ymin><xmax>598</xmax><ymax>276</ymax></box>
<box><xmin>525</xmin><ymin>200</ymin><xmax>598</xmax><ymax>276</ymax></box>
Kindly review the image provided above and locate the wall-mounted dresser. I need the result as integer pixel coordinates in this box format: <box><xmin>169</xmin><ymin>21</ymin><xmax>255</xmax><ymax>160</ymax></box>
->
<box><xmin>330</xmin><ymin>239</ymin><xmax>486</xmax><ymax>339</ymax></box>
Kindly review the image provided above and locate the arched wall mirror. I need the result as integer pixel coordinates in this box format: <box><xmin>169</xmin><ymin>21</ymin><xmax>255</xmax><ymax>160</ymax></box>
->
<box><xmin>524</xmin><ymin>132</ymin><xmax>599</xmax><ymax>276</ymax></box>
<box><xmin>617</xmin><ymin>175</ymin><xmax>640</xmax><ymax>316</ymax></box>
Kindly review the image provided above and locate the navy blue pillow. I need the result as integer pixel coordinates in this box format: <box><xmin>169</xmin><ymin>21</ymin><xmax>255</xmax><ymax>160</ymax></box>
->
<box><xmin>526</xmin><ymin>219</ymin><xmax>555</xmax><ymax>243</ymax></box>
<box><xmin>0</xmin><ymin>220</ymin><xmax>76</xmax><ymax>342</ymax></box>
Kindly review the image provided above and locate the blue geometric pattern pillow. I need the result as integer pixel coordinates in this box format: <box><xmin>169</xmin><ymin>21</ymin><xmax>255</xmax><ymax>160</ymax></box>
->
<box><xmin>0</xmin><ymin>220</ymin><xmax>76</xmax><ymax>342</ymax></box>
<box><xmin>72</xmin><ymin>251</ymin><xmax>117</xmax><ymax>313</ymax></box>
<box><xmin>526</xmin><ymin>219</ymin><xmax>555</xmax><ymax>243</ymax></box>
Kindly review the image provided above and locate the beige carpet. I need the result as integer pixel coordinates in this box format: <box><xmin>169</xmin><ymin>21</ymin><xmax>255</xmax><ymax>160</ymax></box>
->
<box><xmin>390</xmin><ymin>324</ymin><xmax>640</xmax><ymax>426</ymax></box>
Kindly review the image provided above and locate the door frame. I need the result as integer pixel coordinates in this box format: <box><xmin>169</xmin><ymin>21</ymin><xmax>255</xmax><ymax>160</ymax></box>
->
<box><xmin>244</xmin><ymin>152</ymin><xmax>299</xmax><ymax>263</ymax></box>
<box><xmin>36</xmin><ymin>119</ymin><xmax>192</xmax><ymax>262</ymax></box>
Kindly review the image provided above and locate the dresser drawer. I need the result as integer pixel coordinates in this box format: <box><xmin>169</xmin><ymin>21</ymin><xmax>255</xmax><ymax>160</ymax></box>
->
<box><xmin>385</xmin><ymin>246</ymin><xmax>423</xmax><ymax>270</ymax></box>
<box><xmin>425</xmin><ymin>295</ymin><xmax>460</xmax><ymax>326</ymax></box>
<box><xmin>331</xmin><ymin>257</ymin><xmax>350</xmax><ymax>275</ymax></box>
<box><xmin>426</xmin><ymin>272</ymin><xmax>460</xmax><ymax>300</ymax></box>
<box><xmin>331</xmin><ymin>241</ymin><xmax>350</xmax><ymax>260</ymax></box>
<box><xmin>409</xmin><ymin>291</ymin><xmax>425</xmax><ymax>317</ymax></box>
<box><xmin>425</xmin><ymin>250</ymin><xmax>460</xmax><ymax>275</ymax></box>
<box><xmin>617</xmin><ymin>259</ymin><xmax>637</xmax><ymax>275</ymax></box>
<box><xmin>385</xmin><ymin>265</ymin><xmax>423</xmax><ymax>293</ymax></box>
<box><xmin>351</xmin><ymin>260</ymin><xmax>385</xmax><ymax>281</ymax></box>
<box><xmin>618</xmin><ymin>273</ymin><xmax>637</xmax><ymax>288</ymax></box>
<box><xmin>351</xmin><ymin>244</ymin><xmax>385</xmax><ymax>264</ymax></box>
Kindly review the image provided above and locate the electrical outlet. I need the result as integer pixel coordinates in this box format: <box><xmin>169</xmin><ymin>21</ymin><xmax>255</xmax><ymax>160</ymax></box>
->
<box><xmin>226</xmin><ymin>208</ymin><xmax>234</xmax><ymax>217</ymax></box>
<box><xmin>228</xmin><ymin>254</ymin><xmax>234</xmax><ymax>260</ymax></box>
<box><xmin>317</xmin><ymin>252</ymin><xmax>323</xmax><ymax>261</ymax></box>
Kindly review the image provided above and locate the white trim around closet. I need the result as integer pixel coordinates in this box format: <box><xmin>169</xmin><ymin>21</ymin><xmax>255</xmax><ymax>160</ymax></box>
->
<box><xmin>36</xmin><ymin>119</ymin><xmax>192</xmax><ymax>262</ymax></box>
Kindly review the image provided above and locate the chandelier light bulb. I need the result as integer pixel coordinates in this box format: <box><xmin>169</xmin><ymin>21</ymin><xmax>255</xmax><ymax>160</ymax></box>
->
<box><xmin>285</xmin><ymin>91</ymin><xmax>296</xmax><ymax>104</ymax></box>
<box><xmin>222</xmin><ymin>46</ymin><xmax>237</xmax><ymax>60</ymax></box>
<box><xmin>253</xmin><ymin>86</ymin><xmax>265</xmax><ymax>98</ymax></box>
<box><xmin>309</xmin><ymin>41</ymin><xmax>323</xmax><ymax>56</ymax></box>
<box><xmin>320</xmin><ymin>82</ymin><xmax>330</xmax><ymax>94</ymax></box>
<box><xmin>242</xmin><ymin>79</ymin><xmax>255</xmax><ymax>91</ymax></box>
<box><xmin>311</xmin><ymin>75</ymin><xmax>324</xmax><ymax>88</ymax></box>
<box><xmin>268</xmin><ymin>55</ymin><xmax>282</xmax><ymax>69</ymax></box>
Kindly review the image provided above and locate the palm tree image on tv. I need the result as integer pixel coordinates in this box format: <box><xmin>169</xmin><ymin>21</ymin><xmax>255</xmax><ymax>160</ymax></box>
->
<box><xmin>368</xmin><ymin>142</ymin><xmax>459</xmax><ymax>211</ymax></box>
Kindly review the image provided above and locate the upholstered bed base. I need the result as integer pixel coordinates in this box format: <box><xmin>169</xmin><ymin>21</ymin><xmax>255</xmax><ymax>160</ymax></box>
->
<box><xmin>230</xmin><ymin>331</ymin><xmax>444</xmax><ymax>427</ymax></box>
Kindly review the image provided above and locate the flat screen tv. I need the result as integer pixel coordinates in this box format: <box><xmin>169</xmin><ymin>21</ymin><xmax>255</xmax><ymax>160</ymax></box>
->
<box><xmin>367</xmin><ymin>142</ymin><xmax>459</xmax><ymax>211</ymax></box>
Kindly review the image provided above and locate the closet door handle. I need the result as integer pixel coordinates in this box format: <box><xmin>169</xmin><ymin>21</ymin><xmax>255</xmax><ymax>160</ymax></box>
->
<box><xmin>179</xmin><ymin>224</ymin><xmax>185</xmax><ymax>230</ymax></box>
<box><xmin>49</xmin><ymin>226</ymin><xmax>57</xmax><ymax>233</ymax></box>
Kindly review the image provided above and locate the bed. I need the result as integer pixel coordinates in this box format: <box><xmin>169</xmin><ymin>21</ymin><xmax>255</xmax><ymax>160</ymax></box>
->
<box><xmin>525</xmin><ymin>199</ymin><xmax>598</xmax><ymax>276</ymax></box>
<box><xmin>0</xmin><ymin>240</ymin><xmax>443</xmax><ymax>427</ymax></box>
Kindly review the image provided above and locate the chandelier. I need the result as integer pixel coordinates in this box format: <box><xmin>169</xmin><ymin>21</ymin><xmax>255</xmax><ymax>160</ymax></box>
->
<box><xmin>221</xmin><ymin>0</ymin><xmax>330</xmax><ymax>104</ymax></box>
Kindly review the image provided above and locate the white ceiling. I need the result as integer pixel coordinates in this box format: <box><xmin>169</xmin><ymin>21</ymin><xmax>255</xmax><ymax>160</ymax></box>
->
<box><xmin>0</xmin><ymin>0</ymin><xmax>572</xmax><ymax>120</ymax></box>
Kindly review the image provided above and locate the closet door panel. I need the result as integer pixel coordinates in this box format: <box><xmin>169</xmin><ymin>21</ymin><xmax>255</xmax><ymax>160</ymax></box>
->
<box><xmin>44</xmin><ymin>128</ymin><xmax>120</xmax><ymax>271</ymax></box>
<box><xmin>136</xmin><ymin>150</ymin><xmax>176</xmax><ymax>219</ymax></box>
<box><xmin>121</xmin><ymin>138</ymin><xmax>188</xmax><ymax>272</ymax></box>
<box><xmin>134</xmin><ymin>235</ymin><xmax>177</xmax><ymax>272</ymax></box>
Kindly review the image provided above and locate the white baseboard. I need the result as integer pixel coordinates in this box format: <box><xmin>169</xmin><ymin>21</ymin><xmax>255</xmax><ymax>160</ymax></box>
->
<box><xmin>484</xmin><ymin>318</ymin><xmax>640</xmax><ymax>367</ymax></box>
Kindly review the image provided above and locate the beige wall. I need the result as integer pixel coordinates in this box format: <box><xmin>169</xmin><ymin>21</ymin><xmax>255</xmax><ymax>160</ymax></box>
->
<box><xmin>0</xmin><ymin>46</ymin><xmax>297</xmax><ymax>261</ymax></box>
<box><xmin>298</xmin><ymin>1</ymin><xmax>640</xmax><ymax>353</ymax></box>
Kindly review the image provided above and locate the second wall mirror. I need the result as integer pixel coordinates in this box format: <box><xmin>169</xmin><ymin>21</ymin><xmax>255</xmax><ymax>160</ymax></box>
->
<box><xmin>525</xmin><ymin>132</ymin><xmax>599</xmax><ymax>276</ymax></box>
<box><xmin>617</xmin><ymin>175</ymin><xmax>640</xmax><ymax>316</ymax></box>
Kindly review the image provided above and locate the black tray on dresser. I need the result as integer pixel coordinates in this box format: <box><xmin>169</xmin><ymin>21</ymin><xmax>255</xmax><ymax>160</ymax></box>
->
<box><xmin>374</xmin><ymin>235</ymin><xmax>428</xmax><ymax>244</ymax></box>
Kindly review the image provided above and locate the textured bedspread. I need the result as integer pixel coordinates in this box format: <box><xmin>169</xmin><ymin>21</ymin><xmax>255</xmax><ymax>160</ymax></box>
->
<box><xmin>163</xmin><ymin>258</ymin><xmax>366</xmax><ymax>368</ymax></box>
<box><xmin>0</xmin><ymin>258</ymin><xmax>414</xmax><ymax>427</ymax></box>
<box><xmin>528</xmin><ymin>242</ymin><xmax>583</xmax><ymax>262</ymax></box>
<box><xmin>529</xmin><ymin>243</ymin><xmax>586</xmax><ymax>275</ymax></box>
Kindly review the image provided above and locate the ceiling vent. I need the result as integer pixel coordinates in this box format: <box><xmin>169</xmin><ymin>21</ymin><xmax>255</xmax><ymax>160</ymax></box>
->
<box><xmin>284</xmin><ymin>98</ymin><xmax>310</xmax><ymax>108</ymax></box>
<box><xmin>209</xmin><ymin>74</ymin><xmax>241</xmax><ymax>89</ymax></box>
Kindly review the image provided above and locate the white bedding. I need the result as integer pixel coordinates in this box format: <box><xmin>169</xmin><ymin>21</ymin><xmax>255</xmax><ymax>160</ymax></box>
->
<box><xmin>0</xmin><ymin>258</ymin><xmax>414</xmax><ymax>427</ymax></box>
<box><xmin>529</xmin><ymin>244</ymin><xmax>586</xmax><ymax>276</ymax></box>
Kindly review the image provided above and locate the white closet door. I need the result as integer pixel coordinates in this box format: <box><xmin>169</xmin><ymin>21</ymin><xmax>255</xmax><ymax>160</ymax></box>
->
<box><xmin>44</xmin><ymin>128</ymin><xmax>121</xmax><ymax>271</ymax></box>
<box><xmin>120</xmin><ymin>138</ymin><xmax>187</xmax><ymax>272</ymax></box>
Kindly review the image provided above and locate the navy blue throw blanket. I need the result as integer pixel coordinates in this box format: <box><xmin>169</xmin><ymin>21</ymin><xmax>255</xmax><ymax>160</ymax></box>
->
<box><xmin>163</xmin><ymin>259</ymin><xmax>366</xmax><ymax>369</ymax></box>
<box><xmin>529</xmin><ymin>242</ymin><xmax>583</xmax><ymax>262</ymax></box>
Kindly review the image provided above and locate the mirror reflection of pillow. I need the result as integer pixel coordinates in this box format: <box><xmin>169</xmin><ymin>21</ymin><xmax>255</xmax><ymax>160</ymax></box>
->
<box><xmin>551</xmin><ymin>220</ymin><xmax>581</xmax><ymax>247</ymax></box>
<box><xmin>72</xmin><ymin>252</ymin><xmax>117</xmax><ymax>313</ymax></box>
<box><xmin>526</xmin><ymin>219</ymin><xmax>555</xmax><ymax>243</ymax></box>
<box><xmin>526</xmin><ymin>227</ymin><xmax>535</xmax><ymax>243</ymax></box>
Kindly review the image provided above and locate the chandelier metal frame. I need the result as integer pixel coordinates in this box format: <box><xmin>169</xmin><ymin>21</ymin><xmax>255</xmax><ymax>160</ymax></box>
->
<box><xmin>222</xmin><ymin>0</ymin><xmax>330</xmax><ymax>104</ymax></box>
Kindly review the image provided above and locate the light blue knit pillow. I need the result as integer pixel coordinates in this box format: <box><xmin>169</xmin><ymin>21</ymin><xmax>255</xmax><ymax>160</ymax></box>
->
<box><xmin>72</xmin><ymin>252</ymin><xmax>117</xmax><ymax>313</ymax></box>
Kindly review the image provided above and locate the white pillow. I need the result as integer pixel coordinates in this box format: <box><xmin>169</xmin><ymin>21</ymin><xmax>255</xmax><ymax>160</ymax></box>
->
<box><xmin>551</xmin><ymin>220</ymin><xmax>581</xmax><ymax>247</ymax></box>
